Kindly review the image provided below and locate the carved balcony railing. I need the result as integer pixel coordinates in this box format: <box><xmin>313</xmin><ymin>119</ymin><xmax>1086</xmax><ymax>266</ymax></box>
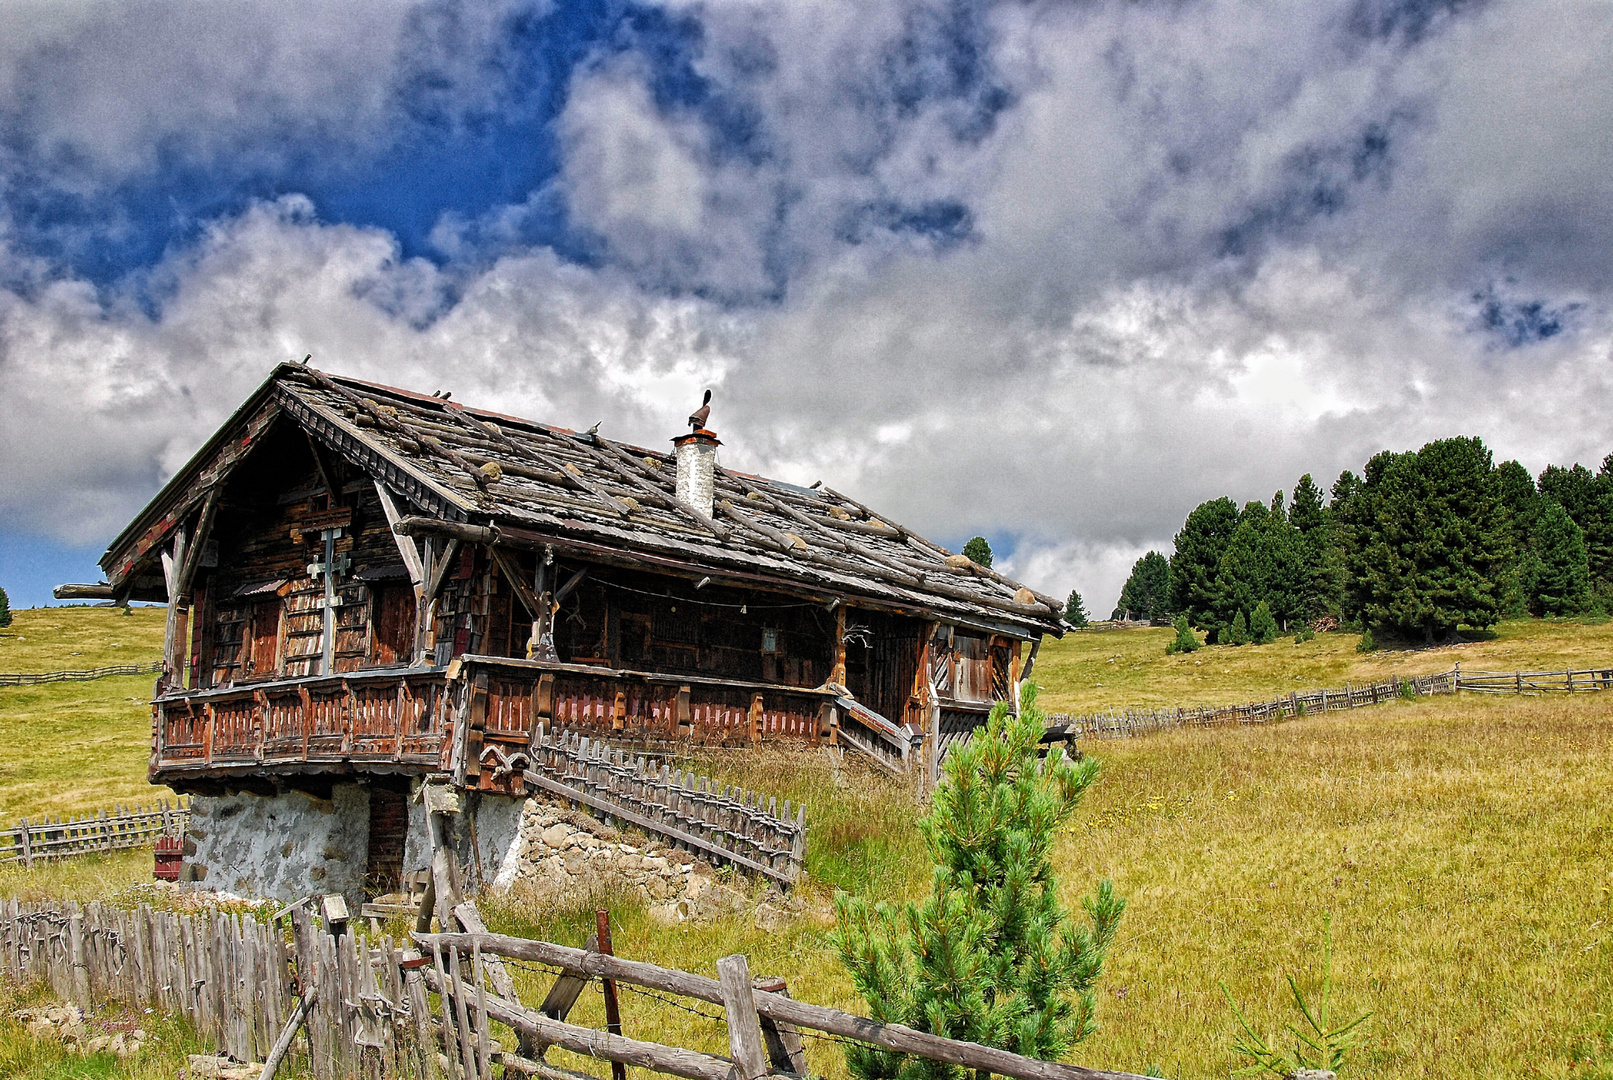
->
<box><xmin>152</xmin><ymin>668</ymin><xmax>450</xmax><ymax>780</ymax></box>
<box><xmin>151</xmin><ymin>655</ymin><xmax>923</xmax><ymax>787</ymax></box>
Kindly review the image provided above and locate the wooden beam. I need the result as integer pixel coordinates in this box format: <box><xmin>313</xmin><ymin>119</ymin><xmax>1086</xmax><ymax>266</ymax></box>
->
<box><xmin>161</xmin><ymin>526</ymin><xmax>188</xmax><ymax>682</ymax></box>
<box><xmin>374</xmin><ymin>482</ymin><xmax>426</xmax><ymax>585</ymax></box>
<box><xmin>417</xmin><ymin>932</ymin><xmax>1154</xmax><ymax>1080</ymax></box>
<box><xmin>421</xmin><ymin>966</ymin><xmax>736</xmax><ymax>1080</ymax></box>
<box><xmin>491</xmin><ymin>548</ymin><xmax>543</xmax><ymax>620</ymax></box>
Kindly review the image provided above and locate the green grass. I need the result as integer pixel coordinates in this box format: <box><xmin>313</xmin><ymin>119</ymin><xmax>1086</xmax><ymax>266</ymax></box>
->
<box><xmin>0</xmin><ymin>608</ymin><xmax>172</xmax><ymax>820</ymax></box>
<box><xmin>5</xmin><ymin>609</ymin><xmax>1613</xmax><ymax>1078</ymax></box>
<box><xmin>1032</xmin><ymin>616</ymin><xmax>1613</xmax><ymax>716</ymax></box>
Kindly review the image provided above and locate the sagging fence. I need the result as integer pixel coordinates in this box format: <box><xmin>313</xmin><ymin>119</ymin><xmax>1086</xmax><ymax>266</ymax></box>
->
<box><xmin>0</xmin><ymin>661</ymin><xmax>163</xmax><ymax>687</ymax></box>
<box><xmin>2</xmin><ymin>799</ymin><xmax>189</xmax><ymax>867</ymax></box>
<box><xmin>1045</xmin><ymin>664</ymin><xmax>1613</xmax><ymax>741</ymax></box>
<box><xmin>0</xmin><ymin>898</ymin><xmax>1153</xmax><ymax>1080</ymax></box>
<box><xmin>526</xmin><ymin>728</ymin><xmax>806</xmax><ymax>886</ymax></box>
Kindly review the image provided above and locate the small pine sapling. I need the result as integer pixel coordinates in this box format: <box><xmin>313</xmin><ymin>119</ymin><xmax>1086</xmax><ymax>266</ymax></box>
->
<box><xmin>1227</xmin><ymin>610</ymin><xmax>1250</xmax><ymax>646</ymax></box>
<box><xmin>833</xmin><ymin>686</ymin><xmax>1125</xmax><ymax>1080</ymax></box>
<box><xmin>963</xmin><ymin>536</ymin><xmax>994</xmax><ymax>568</ymax></box>
<box><xmin>1249</xmin><ymin>602</ymin><xmax>1279</xmax><ymax>645</ymax></box>
<box><xmin>1165</xmin><ymin>614</ymin><xmax>1201</xmax><ymax>655</ymax></box>
<box><xmin>0</xmin><ymin>585</ymin><xmax>10</xmax><ymax>629</ymax></box>
<box><xmin>1222</xmin><ymin>915</ymin><xmax>1370</xmax><ymax>1077</ymax></box>
<box><xmin>1065</xmin><ymin>590</ymin><xmax>1090</xmax><ymax>628</ymax></box>
<box><xmin>1355</xmin><ymin>628</ymin><xmax>1376</xmax><ymax>653</ymax></box>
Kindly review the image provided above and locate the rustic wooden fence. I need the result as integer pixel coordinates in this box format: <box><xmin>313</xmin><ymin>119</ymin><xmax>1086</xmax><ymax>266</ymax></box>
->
<box><xmin>2</xmin><ymin>799</ymin><xmax>189</xmax><ymax>867</ymax></box>
<box><xmin>0</xmin><ymin>661</ymin><xmax>163</xmax><ymax>687</ymax></box>
<box><xmin>2</xmin><ymin>897</ymin><xmax>1153</xmax><ymax>1080</ymax></box>
<box><xmin>1045</xmin><ymin>664</ymin><xmax>1613</xmax><ymax>741</ymax></box>
<box><xmin>525</xmin><ymin>728</ymin><xmax>807</xmax><ymax>887</ymax></box>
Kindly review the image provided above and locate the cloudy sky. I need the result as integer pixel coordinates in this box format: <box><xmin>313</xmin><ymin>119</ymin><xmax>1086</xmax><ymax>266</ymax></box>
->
<box><xmin>1</xmin><ymin>0</ymin><xmax>1610</xmax><ymax>611</ymax></box>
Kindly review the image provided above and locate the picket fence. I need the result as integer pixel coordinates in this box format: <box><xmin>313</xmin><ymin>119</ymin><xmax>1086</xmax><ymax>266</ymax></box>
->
<box><xmin>2</xmin><ymin>800</ymin><xmax>189</xmax><ymax>867</ymax></box>
<box><xmin>528</xmin><ymin>727</ymin><xmax>807</xmax><ymax>886</ymax></box>
<box><xmin>1044</xmin><ymin>664</ymin><xmax>1613</xmax><ymax>741</ymax></box>
<box><xmin>0</xmin><ymin>661</ymin><xmax>163</xmax><ymax>687</ymax></box>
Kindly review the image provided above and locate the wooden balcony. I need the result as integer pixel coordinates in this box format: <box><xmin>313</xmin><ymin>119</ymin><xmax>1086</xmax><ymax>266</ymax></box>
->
<box><xmin>153</xmin><ymin>668</ymin><xmax>451</xmax><ymax>781</ymax></box>
<box><xmin>151</xmin><ymin>655</ymin><xmax>920</xmax><ymax>790</ymax></box>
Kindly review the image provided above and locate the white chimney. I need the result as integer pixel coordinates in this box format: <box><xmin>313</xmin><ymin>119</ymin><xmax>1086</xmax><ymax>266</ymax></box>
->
<box><xmin>673</xmin><ymin>430</ymin><xmax>720</xmax><ymax>518</ymax></box>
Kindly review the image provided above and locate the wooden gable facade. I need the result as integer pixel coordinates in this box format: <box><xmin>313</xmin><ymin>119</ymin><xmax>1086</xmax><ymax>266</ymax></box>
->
<box><xmin>61</xmin><ymin>364</ymin><xmax>1065</xmax><ymax>791</ymax></box>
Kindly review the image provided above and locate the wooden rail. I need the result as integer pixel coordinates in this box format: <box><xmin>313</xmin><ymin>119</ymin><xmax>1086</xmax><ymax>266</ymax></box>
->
<box><xmin>1044</xmin><ymin>664</ymin><xmax>1613</xmax><ymax>742</ymax></box>
<box><xmin>2</xmin><ymin>800</ymin><xmax>188</xmax><ymax>867</ymax></box>
<box><xmin>417</xmin><ymin>930</ymin><xmax>1153</xmax><ymax>1080</ymax></box>
<box><xmin>515</xmin><ymin>730</ymin><xmax>806</xmax><ymax>885</ymax></box>
<box><xmin>0</xmin><ymin>661</ymin><xmax>163</xmax><ymax>686</ymax></box>
<box><xmin>3</xmin><ymin>897</ymin><xmax>1156</xmax><ymax>1080</ymax></box>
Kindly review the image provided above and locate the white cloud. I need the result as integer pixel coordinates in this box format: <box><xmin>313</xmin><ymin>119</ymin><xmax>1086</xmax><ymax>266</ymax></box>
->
<box><xmin>5</xmin><ymin>0</ymin><xmax>1613</xmax><ymax>608</ymax></box>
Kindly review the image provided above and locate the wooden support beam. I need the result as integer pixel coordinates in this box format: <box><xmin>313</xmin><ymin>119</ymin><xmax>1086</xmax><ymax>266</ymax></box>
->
<box><xmin>374</xmin><ymin>481</ymin><xmax>426</xmax><ymax>585</ymax></box>
<box><xmin>491</xmin><ymin>548</ymin><xmax>544</xmax><ymax>620</ymax></box>
<box><xmin>596</xmin><ymin>910</ymin><xmax>629</xmax><ymax>1080</ymax></box>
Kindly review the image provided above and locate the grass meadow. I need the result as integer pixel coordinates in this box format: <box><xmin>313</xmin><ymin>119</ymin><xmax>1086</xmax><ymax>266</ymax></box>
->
<box><xmin>2</xmin><ymin>606</ymin><xmax>1611</xmax><ymax>1077</ymax></box>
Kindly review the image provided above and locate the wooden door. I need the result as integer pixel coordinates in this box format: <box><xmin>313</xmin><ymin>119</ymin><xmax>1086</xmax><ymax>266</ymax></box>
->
<box><xmin>371</xmin><ymin>584</ymin><xmax>417</xmax><ymax>666</ymax></box>
<box><xmin>244</xmin><ymin>600</ymin><xmax>281</xmax><ymax>678</ymax></box>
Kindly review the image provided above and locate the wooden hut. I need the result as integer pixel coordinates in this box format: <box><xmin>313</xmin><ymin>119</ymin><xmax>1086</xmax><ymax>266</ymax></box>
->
<box><xmin>58</xmin><ymin>363</ymin><xmax>1064</xmax><ymax>901</ymax></box>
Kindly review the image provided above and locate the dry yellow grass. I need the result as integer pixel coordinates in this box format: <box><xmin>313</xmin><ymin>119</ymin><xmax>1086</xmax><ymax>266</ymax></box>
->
<box><xmin>1033</xmin><ymin>617</ymin><xmax>1613</xmax><ymax>716</ymax></box>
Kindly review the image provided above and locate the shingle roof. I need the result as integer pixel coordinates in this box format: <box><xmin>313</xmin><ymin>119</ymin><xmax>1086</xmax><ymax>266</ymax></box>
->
<box><xmin>109</xmin><ymin>363</ymin><xmax>1066</xmax><ymax>637</ymax></box>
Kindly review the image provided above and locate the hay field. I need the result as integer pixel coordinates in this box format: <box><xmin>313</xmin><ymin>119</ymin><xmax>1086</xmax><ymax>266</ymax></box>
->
<box><xmin>1032</xmin><ymin>616</ymin><xmax>1613</xmax><ymax>716</ymax></box>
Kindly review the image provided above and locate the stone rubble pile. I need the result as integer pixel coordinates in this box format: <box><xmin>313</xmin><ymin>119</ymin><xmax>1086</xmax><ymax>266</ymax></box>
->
<box><xmin>11</xmin><ymin>1003</ymin><xmax>146</xmax><ymax>1057</ymax></box>
<box><xmin>509</xmin><ymin>798</ymin><xmax>806</xmax><ymax>928</ymax></box>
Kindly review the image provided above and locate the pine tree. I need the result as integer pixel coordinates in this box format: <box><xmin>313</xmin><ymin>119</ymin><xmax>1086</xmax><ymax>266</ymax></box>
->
<box><xmin>1495</xmin><ymin>460</ymin><xmax>1540</xmax><ymax>616</ymax></box>
<box><xmin>1249</xmin><ymin>601</ymin><xmax>1278</xmax><ymax>644</ymax></box>
<box><xmin>1539</xmin><ymin>463</ymin><xmax>1613</xmax><ymax>594</ymax></box>
<box><xmin>1226</xmin><ymin>609</ymin><xmax>1250</xmax><ymax>645</ymax></box>
<box><xmin>1064</xmin><ymin>591</ymin><xmax>1089</xmax><ymax>628</ymax></box>
<box><xmin>1165</xmin><ymin>614</ymin><xmax>1201</xmax><ymax>655</ymax></box>
<box><xmin>1348</xmin><ymin>438</ymin><xmax>1507</xmax><ymax>642</ymax></box>
<box><xmin>0</xmin><ymin>585</ymin><xmax>10</xmax><ymax>629</ymax></box>
<box><xmin>963</xmin><ymin>537</ymin><xmax>995</xmax><ymax>569</ymax></box>
<box><xmin>1170</xmin><ymin>497</ymin><xmax>1240</xmax><ymax>637</ymax></box>
<box><xmin>1529</xmin><ymin>500</ymin><xmax>1591</xmax><ymax>616</ymax></box>
<box><xmin>1290</xmin><ymin>474</ymin><xmax>1341</xmax><ymax>621</ymax></box>
<box><xmin>833</xmin><ymin>686</ymin><xmax>1125</xmax><ymax>1080</ymax></box>
<box><xmin>1116</xmin><ymin>551</ymin><xmax>1172</xmax><ymax>622</ymax></box>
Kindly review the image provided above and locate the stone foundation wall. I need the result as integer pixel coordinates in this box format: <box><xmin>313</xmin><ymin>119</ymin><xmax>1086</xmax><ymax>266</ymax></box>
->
<box><xmin>184</xmin><ymin>786</ymin><xmax>371</xmax><ymax>909</ymax></box>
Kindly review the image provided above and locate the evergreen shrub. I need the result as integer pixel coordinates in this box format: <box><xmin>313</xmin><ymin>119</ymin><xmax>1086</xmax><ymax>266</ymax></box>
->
<box><xmin>1250</xmin><ymin>601</ymin><xmax>1279</xmax><ymax>645</ymax></box>
<box><xmin>1226</xmin><ymin>610</ymin><xmax>1250</xmax><ymax>646</ymax></box>
<box><xmin>1166</xmin><ymin>614</ymin><xmax>1201</xmax><ymax>655</ymax></box>
<box><xmin>833</xmin><ymin>686</ymin><xmax>1125</xmax><ymax>1078</ymax></box>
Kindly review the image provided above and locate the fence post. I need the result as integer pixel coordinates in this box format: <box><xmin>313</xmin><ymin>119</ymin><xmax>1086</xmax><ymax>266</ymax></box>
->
<box><xmin>18</xmin><ymin>820</ymin><xmax>31</xmax><ymax>869</ymax></box>
<box><xmin>68</xmin><ymin>907</ymin><xmax>91</xmax><ymax>1008</ymax></box>
<box><xmin>717</xmin><ymin>954</ymin><xmax>768</xmax><ymax>1080</ymax></box>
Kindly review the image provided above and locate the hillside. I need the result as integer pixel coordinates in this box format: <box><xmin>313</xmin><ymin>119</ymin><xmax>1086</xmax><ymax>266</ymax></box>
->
<box><xmin>1032</xmin><ymin>617</ymin><xmax>1613</xmax><ymax>715</ymax></box>
<box><xmin>0</xmin><ymin>607</ymin><xmax>170</xmax><ymax>819</ymax></box>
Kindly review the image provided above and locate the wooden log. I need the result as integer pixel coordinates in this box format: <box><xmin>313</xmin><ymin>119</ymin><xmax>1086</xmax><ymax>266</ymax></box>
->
<box><xmin>417</xmin><ymin>932</ymin><xmax>1154</xmax><ymax>1080</ymax></box>
<box><xmin>421</xmin><ymin>966</ymin><xmax>736</xmax><ymax>1080</ymax></box>
<box><xmin>258</xmin><ymin>988</ymin><xmax>316</xmax><ymax>1080</ymax></box>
